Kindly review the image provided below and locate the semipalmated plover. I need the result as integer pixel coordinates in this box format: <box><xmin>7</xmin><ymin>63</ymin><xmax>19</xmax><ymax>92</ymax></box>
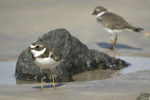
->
<box><xmin>29</xmin><ymin>42</ymin><xmax>63</xmax><ymax>89</ymax></box>
<box><xmin>92</xmin><ymin>6</ymin><xmax>143</xmax><ymax>51</ymax></box>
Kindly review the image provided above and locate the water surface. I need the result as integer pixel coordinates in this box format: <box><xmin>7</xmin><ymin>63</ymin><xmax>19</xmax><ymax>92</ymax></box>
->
<box><xmin>0</xmin><ymin>61</ymin><xmax>16</xmax><ymax>84</ymax></box>
<box><xmin>0</xmin><ymin>56</ymin><xmax>150</xmax><ymax>84</ymax></box>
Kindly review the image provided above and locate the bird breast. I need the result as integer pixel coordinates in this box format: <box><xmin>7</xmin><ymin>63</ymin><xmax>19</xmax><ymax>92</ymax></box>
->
<box><xmin>34</xmin><ymin>57</ymin><xmax>59</xmax><ymax>70</ymax></box>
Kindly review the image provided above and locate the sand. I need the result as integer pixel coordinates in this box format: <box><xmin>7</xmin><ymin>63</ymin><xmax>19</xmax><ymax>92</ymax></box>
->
<box><xmin>0</xmin><ymin>70</ymin><xmax>150</xmax><ymax>100</ymax></box>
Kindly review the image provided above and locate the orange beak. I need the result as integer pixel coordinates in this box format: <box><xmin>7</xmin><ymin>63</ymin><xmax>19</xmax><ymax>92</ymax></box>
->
<box><xmin>28</xmin><ymin>49</ymin><xmax>32</xmax><ymax>52</ymax></box>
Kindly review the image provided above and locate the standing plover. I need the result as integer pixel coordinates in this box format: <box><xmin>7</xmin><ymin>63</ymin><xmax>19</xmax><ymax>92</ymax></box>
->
<box><xmin>29</xmin><ymin>42</ymin><xmax>63</xmax><ymax>89</ymax></box>
<box><xmin>92</xmin><ymin>6</ymin><xmax>143</xmax><ymax>51</ymax></box>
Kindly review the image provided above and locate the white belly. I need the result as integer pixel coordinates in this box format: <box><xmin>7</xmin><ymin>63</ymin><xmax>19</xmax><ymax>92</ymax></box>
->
<box><xmin>34</xmin><ymin>57</ymin><xmax>59</xmax><ymax>70</ymax></box>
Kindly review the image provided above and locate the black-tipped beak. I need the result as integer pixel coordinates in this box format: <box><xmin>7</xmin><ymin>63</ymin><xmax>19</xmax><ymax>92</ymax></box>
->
<box><xmin>92</xmin><ymin>12</ymin><xmax>96</xmax><ymax>15</ymax></box>
<box><xmin>28</xmin><ymin>48</ymin><xmax>32</xmax><ymax>52</ymax></box>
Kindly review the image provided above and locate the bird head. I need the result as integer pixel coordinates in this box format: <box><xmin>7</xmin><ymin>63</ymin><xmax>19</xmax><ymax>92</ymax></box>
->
<box><xmin>92</xmin><ymin>6</ymin><xmax>107</xmax><ymax>15</ymax></box>
<box><xmin>29</xmin><ymin>42</ymin><xmax>46</xmax><ymax>56</ymax></box>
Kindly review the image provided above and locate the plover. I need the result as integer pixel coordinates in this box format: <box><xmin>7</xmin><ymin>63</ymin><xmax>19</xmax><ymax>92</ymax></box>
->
<box><xmin>92</xmin><ymin>6</ymin><xmax>143</xmax><ymax>51</ymax></box>
<box><xmin>29</xmin><ymin>42</ymin><xmax>63</xmax><ymax>89</ymax></box>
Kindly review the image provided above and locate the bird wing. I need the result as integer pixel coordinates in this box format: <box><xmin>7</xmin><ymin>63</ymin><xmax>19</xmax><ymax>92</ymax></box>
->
<box><xmin>98</xmin><ymin>12</ymin><xmax>134</xmax><ymax>30</ymax></box>
<box><xmin>50</xmin><ymin>51</ymin><xmax>61</xmax><ymax>62</ymax></box>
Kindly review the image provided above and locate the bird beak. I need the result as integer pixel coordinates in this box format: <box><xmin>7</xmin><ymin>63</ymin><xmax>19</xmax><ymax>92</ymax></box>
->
<box><xmin>28</xmin><ymin>48</ymin><xmax>32</xmax><ymax>52</ymax></box>
<box><xmin>92</xmin><ymin>12</ymin><xmax>95</xmax><ymax>15</ymax></box>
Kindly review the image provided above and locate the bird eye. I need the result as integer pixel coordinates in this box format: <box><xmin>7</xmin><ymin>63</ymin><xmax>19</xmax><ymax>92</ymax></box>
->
<box><xmin>36</xmin><ymin>46</ymin><xmax>39</xmax><ymax>48</ymax></box>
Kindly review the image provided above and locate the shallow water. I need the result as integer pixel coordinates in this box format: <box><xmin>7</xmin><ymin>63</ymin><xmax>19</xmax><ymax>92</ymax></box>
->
<box><xmin>0</xmin><ymin>56</ymin><xmax>150</xmax><ymax>84</ymax></box>
<box><xmin>117</xmin><ymin>56</ymin><xmax>150</xmax><ymax>74</ymax></box>
<box><xmin>0</xmin><ymin>61</ymin><xmax>16</xmax><ymax>84</ymax></box>
<box><xmin>73</xmin><ymin>56</ymin><xmax>150</xmax><ymax>82</ymax></box>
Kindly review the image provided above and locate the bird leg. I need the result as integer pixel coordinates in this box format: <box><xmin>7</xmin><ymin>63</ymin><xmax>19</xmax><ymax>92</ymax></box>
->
<box><xmin>109</xmin><ymin>35</ymin><xmax>115</xmax><ymax>51</ymax></box>
<box><xmin>114</xmin><ymin>34</ymin><xmax>118</xmax><ymax>45</ymax></box>
<box><xmin>40</xmin><ymin>73</ymin><xmax>45</xmax><ymax>90</ymax></box>
<box><xmin>51</xmin><ymin>73</ymin><xmax>56</xmax><ymax>89</ymax></box>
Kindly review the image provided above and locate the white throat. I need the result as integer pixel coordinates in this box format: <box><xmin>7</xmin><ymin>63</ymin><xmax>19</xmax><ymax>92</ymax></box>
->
<box><xmin>96</xmin><ymin>11</ymin><xmax>106</xmax><ymax>19</ymax></box>
<box><xmin>33</xmin><ymin>48</ymin><xmax>46</xmax><ymax>57</ymax></box>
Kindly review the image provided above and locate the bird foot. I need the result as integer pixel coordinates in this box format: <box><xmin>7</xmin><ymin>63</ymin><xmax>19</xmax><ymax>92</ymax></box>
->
<box><xmin>51</xmin><ymin>87</ymin><xmax>57</xmax><ymax>89</ymax></box>
<box><xmin>109</xmin><ymin>47</ymin><xmax>115</xmax><ymax>51</ymax></box>
<box><xmin>39</xmin><ymin>87</ymin><xmax>45</xmax><ymax>90</ymax></box>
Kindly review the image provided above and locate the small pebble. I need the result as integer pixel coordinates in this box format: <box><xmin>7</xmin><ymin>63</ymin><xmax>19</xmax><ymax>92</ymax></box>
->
<box><xmin>144</xmin><ymin>33</ymin><xmax>150</xmax><ymax>36</ymax></box>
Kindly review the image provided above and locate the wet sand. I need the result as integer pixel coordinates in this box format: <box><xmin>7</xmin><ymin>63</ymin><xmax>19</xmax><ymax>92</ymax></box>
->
<box><xmin>0</xmin><ymin>70</ymin><xmax>150</xmax><ymax>100</ymax></box>
<box><xmin>0</xmin><ymin>0</ymin><xmax>150</xmax><ymax>100</ymax></box>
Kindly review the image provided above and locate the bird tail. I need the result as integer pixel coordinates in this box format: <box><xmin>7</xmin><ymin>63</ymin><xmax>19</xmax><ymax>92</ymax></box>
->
<box><xmin>134</xmin><ymin>28</ymin><xmax>144</xmax><ymax>32</ymax></box>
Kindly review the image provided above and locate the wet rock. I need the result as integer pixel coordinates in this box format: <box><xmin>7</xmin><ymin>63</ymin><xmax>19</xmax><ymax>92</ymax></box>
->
<box><xmin>15</xmin><ymin>28</ymin><xmax>129</xmax><ymax>82</ymax></box>
<box><xmin>136</xmin><ymin>93</ymin><xmax>150</xmax><ymax>100</ymax></box>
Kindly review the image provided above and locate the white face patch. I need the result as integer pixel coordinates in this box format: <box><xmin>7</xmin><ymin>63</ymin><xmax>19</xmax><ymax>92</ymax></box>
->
<box><xmin>39</xmin><ymin>45</ymin><xmax>43</xmax><ymax>47</ymax></box>
<box><xmin>95</xmin><ymin>8</ymin><xmax>100</xmax><ymax>12</ymax></box>
<box><xmin>31</xmin><ymin>48</ymin><xmax>46</xmax><ymax>57</ymax></box>
<box><xmin>30</xmin><ymin>45</ymin><xmax>36</xmax><ymax>48</ymax></box>
<box><xmin>30</xmin><ymin>44</ymin><xmax>43</xmax><ymax>49</ymax></box>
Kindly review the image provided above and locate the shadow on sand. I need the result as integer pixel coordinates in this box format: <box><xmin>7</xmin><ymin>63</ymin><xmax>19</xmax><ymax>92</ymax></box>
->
<box><xmin>96</xmin><ymin>42</ymin><xmax>142</xmax><ymax>50</ymax></box>
<box><xmin>33</xmin><ymin>83</ymin><xmax>65</xmax><ymax>89</ymax></box>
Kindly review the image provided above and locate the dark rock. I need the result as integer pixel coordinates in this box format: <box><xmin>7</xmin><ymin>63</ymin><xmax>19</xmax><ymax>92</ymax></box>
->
<box><xmin>15</xmin><ymin>28</ymin><xmax>129</xmax><ymax>82</ymax></box>
<box><xmin>136</xmin><ymin>93</ymin><xmax>150</xmax><ymax>100</ymax></box>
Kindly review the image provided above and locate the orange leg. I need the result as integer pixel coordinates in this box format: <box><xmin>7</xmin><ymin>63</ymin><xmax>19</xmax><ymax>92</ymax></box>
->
<box><xmin>51</xmin><ymin>73</ymin><xmax>56</xmax><ymax>89</ymax></box>
<box><xmin>109</xmin><ymin>35</ymin><xmax>115</xmax><ymax>51</ymax></box>
<box><xmin>40</xmin><ymin>73</ymin><xmax>45</xmax><ymax>90</ymax></box>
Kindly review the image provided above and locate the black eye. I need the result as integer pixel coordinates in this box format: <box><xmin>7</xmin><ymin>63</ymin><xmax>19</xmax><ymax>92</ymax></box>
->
<box><xmin>36</xmin><ymin>46</ymin><xmax>39</xmax><ymax>48</ymax></box>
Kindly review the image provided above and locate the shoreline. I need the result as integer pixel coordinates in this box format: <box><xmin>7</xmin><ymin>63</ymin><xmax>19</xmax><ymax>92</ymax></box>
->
<box><xmin>0</xmin><ymin>69</ymin><xmax>150</xmax><ymax>100</ymax></box>
<box><xmin>0</xmin><ymin>58</ymin><xmax>17</xmax><ymax>62</ymax></box>
<box><xmin>1</xmin><ymin>56</ymin><xmax>150</xmax><ymax>85</ymax></box>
